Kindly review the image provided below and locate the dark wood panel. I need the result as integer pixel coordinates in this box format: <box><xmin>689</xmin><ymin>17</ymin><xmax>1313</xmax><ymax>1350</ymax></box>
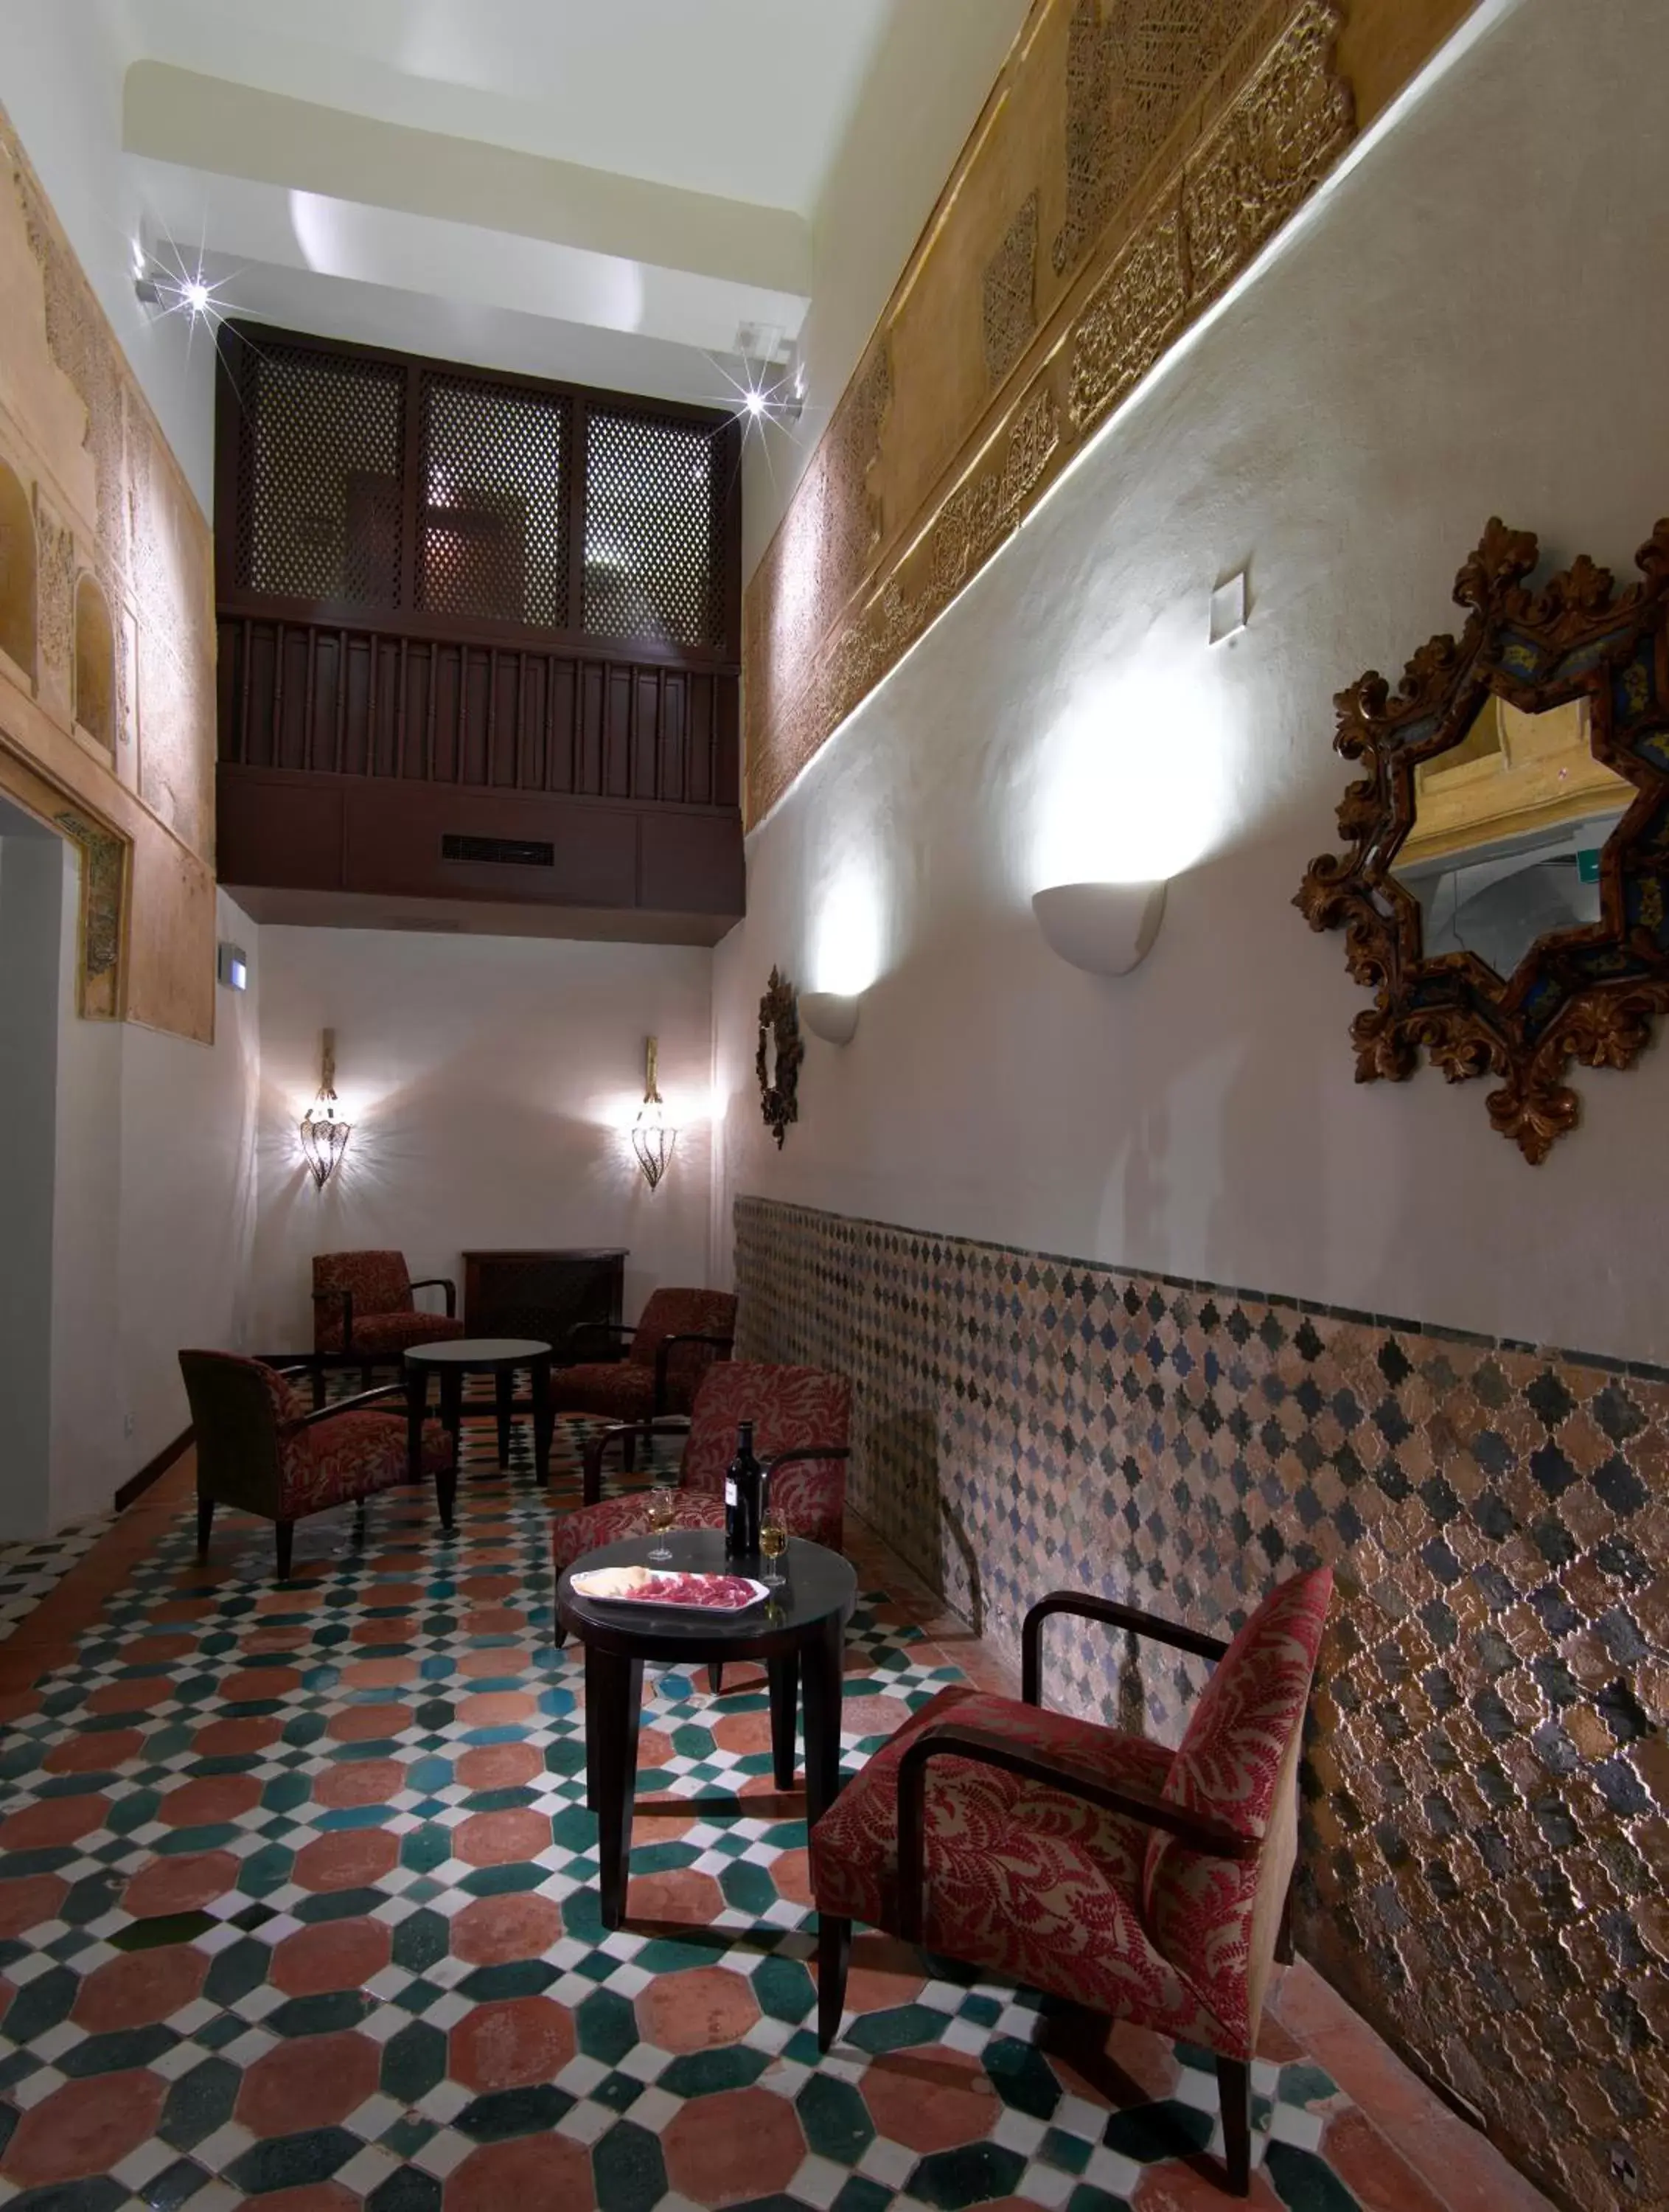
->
<box><xmin>217</xmin><ymin>616</ymin><xmax>740</xmax><ymax>814</ymax></box>
<box><xmin>215</xmin><ymin>767</ymin><xmax>743</xmax><ymax>925</ymax></box>
<box><xmin>463</xmin><ymin>1249</ymin><xmax>626</xmax><ymax>1352</ymax></box>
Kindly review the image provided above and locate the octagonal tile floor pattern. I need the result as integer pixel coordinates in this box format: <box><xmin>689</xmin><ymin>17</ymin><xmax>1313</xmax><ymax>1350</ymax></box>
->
<box><xmin>0</xmin><ymin>1404</ymin><xmax>1547</xmax><ymax>2211</ymax></box>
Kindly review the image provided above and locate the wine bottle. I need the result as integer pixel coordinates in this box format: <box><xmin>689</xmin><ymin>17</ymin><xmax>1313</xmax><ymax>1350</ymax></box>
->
<box><xmin>725</xmin><ymin>1421</ymin><xmax>762</xmax><ymax>1560</ymax></box>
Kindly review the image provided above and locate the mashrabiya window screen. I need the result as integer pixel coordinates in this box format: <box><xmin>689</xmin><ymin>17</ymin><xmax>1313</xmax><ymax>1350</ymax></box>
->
<box><xmin>235</xmin><ymin>344</ymin><xmax>406</xmax><ymax>608</ymax></box>
<box><xmin>583</xmin><ymin>409</ymin><xmax>723</xmax><ymax>649</ymax></box>
<box><xmin>418</xmin><ymin>373</ymin><xmax>571</xmax><ymax>629</ymax></box>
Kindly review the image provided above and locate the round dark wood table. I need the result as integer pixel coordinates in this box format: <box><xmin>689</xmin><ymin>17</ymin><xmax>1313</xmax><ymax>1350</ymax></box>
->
<box><xmin>404</xmin><ymin>1336</ymin><xmax>554</xmax><ymax>1494</ymax></box>
<box><xmin>557</xmin><ymin>1528</ymin><xmax>857</xmax><ymax>1929</ymax></box>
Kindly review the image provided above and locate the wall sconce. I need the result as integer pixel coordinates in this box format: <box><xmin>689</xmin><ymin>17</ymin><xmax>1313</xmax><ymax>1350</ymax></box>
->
<box><xmin>299</xmin><ymin>1028</ymin><xmax>353</xmax><ymax>1189</ymax></box>
<box><xmin>798</xmin><ymin>991</ymin><xmax>861</xmax><ymax>1046</ymax></box>
<box><xmin>631</xmin><ymin>1036</ymin><xmax>678</xmax><ymax>1192</ymax></box>
<box><xmin>1032</xmin><ymin>881</ymin><xmax>1167</xmax><ymax>976</ymax></box>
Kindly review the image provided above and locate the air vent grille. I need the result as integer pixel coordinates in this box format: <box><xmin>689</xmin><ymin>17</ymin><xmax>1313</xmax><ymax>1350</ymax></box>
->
<box><xmin>234</xmin><ymin>344</ymin><xmax>405</xmax><ymax>606</ymax></box>
<box><xmin>440</xmin><ymin>833</ymin><xmax>556</xmax><ymax>867</ymax></box>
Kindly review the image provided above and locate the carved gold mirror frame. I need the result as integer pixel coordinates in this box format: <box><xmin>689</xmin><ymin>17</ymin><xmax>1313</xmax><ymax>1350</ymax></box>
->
<box><xmin>1296</xmin><ymin>518</ymin><xmax>1669</xmax><ymax>1161</ymax></box>
<box><xmin>756</xmin><ymin>967</ymin><xmax>803</xmax><ymax>1148</ymax></box>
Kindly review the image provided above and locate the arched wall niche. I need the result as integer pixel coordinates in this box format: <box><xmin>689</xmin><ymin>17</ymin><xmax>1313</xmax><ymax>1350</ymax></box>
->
<box><xmin>0</xmin><ymin>460</ymin><xmax>35</xmax><ymax>683</ymax></box>
<box><xmin>72</xmin><ymin>571</ymin><xmax>115</xmax><ymax>754</ymax></box>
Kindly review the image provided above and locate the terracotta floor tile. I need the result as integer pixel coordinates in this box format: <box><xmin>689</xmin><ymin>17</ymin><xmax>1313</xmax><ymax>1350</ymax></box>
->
<box><xmin>661</xmin><ymin>2083</ymin><xmax>806</xmax><ymax>2206</ymax></box>
<box><xmin>42</xmin><ymin>1726</ymin><xmax>144</xmax><ymax>1774</ymax></box>
<box><xmin>122</xmin><ymin>1848</ymin><xmax>240</xmax><ymax>1918</ymax></box>
<box><xmin>860</xmin><ymin>2044</ymin><xmax>1002</xmax><ymax>2154</ymax></box>
<box><xmin>449</xmin><ymin>1995</ymin><xmax>576</xmax><ymax>2090</ymax></box>
<box><xmin>270</xmin><ymin>1916</ymin><xmax>392</xmax><ymax>1996</ymax></box>
<box><xmin>1134</xmin><ymin>2159</ymin><xmax>1286</xmax><ymax>2209</ymax></box>
<box><xmin>1</xmin><ymin>2069</ymin><xmax>168</xmax><ymax>2187</ymax></box>
<box><xmin>312</xmin><ymin>1756</ymin><xmax>406</xmax><ymax>1809</ymax></box>
<box><xmin>190</xmin><ymin>1714</ymin><xmax>285</xmax><ymax>1757</ymax></box>
<box><xmin>156</xmin><ymin>1773</ymin><xmax>262</xmax><ymax>1828</ymax></box>
<box><xmin>454</xmin><ymin>1742</ymin><xmax>543</xmax><ymax>1790</ymax></box>
<box><xmin>453</xmin><ymin>1807</ymin><xmax>551</xmax><ymax>1867</ymax></box>
<box><xmin>445</xmin><ymin>2132</ymin><xmax>596</xmax><ymax>2211</ymax></box>
<box><xmin>456</xmin><ymin>1688</ymin><xmax>537</xmax><ymax>1727</ymax></box>
<box><xmin>0</xmin><ymin>1792</ymin><xmax>108</xmax><ymax>1850</ymax></box>
<box><xmin>235</xmin><ymin>2028</ymin><xmax>381</xmax><ymax>2136</ymax></box>
<box><xmin>326</xmin><ymin>1702</ymin><xmax>414</xmax><ymax>1742</ymax></box>
<box><xmin>291</xmin><ymin>1826</ymin><xmax>400</xmax><ymax>1892</ymax></box>
<box><xmin>627</xmin><ymin>1868</ymin><xmax>725</xmax><ymax>1927</ymax></box>
<box><xmin>72</xmin><ymin>1944</ymin><xmax>208</xmax><ymax>2031</ymax></box>
<box><xmin>0</xmin><ymin>1873</ymin><xmax>67</xmax><ymax>1938</ymax></box>
<box><xmin>1323</xmin><ymin>2106</ymin><xmax>1452</xmax><ymax>2212</ymax></box>
<box><xmin>636</xmin><ymin>1963</ymin><xmax>761</xmax><ymax>2053</ymax></box>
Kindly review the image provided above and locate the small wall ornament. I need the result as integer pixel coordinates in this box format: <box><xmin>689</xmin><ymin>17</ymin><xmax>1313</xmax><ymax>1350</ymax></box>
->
<box><xmin>756</xmin><ymin>967</ymin><xmax>803</xmax><ymax>1147</ymax></box>
<box><xmin>299</xmin><ymin>1028</ymin><xmax>352</xmax><ymax>1189</ymax></box>
<box><xmin>1296</xmin><ymin>516</ymin><xmax>1669</xmax><ymax>1161</ymax></box>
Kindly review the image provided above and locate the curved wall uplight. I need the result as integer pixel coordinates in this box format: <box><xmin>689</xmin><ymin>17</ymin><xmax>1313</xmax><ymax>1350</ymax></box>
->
<box><xmin>1032</xmin><ymin>880</ymin><xmax>1167</xmax><ymax>976</ymax></box>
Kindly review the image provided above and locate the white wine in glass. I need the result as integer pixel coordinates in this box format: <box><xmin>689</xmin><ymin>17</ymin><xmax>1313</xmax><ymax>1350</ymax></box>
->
<box><xmin>646</xmin><ymin>1484</ymin><xmax>675</xmax><ymax>1563</ymax></box>
<box><xmin>759</xmin><ymin>1517</ymin><xmax>787</xmax><ymax>1586</ymax></box>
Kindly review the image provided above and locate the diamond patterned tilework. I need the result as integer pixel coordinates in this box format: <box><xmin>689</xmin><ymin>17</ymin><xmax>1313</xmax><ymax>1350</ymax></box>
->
<box><xmin>0</xmin><ymin>1518</ymin><xmax>108</xmax><ymax>1642</ymax></box>
<box><xmin>0</xmin><ymin>1387</ymin><xmax>1482</xmax><ymax>2211</ymax></box>
<box><xmin>734</xmin><ymin>1196</ymin><xmax>1665</xmax><ymax>2212</ymax></box>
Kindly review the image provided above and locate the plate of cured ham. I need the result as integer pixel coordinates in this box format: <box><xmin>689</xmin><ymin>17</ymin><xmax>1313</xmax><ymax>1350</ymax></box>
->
<box><xmin>569</xmin><ymin>1564</ymin><xmax>769</xmax><ymax>1612</ymax></box>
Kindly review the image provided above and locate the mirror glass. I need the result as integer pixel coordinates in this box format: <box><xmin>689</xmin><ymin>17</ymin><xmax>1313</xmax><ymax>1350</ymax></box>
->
<box><xmin>1390</xmin><ymin>695</ymin><xmax>1634</xmax><ymax>980</ymax></box>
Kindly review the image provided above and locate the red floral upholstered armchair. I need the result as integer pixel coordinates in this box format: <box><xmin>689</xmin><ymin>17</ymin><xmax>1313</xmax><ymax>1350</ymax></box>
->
<box><xmin>180</xmin><ymin>1350</ymin><xmax>456</xmax><ymax>1581</ymax></box>
<box><xmin>810</xmin><ymin>1567</ymin><xmax>1333</xmax><ymax>2197</ymax></box>
<box><xmin>312</xmin><ymin>1251</ymin><xmax>465</xmax><ymax>1373</ymax></box>
<box><xmin>552</xmin><ymin>1359</ymin><xmax>851</xmax><ymax>1585</ymax></box>
<box><xmin>551</xmin><ymin>1287</ymin><xmax>736</xmax><ymax>1428</ymax></box>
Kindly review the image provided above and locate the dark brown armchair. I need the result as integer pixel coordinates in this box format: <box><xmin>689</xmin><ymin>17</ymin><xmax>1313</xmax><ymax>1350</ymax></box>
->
<box><xmin>551</xmin><ymin>1287</ymin><xmax>736</xmax><ymax>1430</ymax></box>
<box><xmin>180</xmin><ymin>1350</ymin><xmax>456</xmax><ymax>1580</ymax></box>
<box><xmin>312</xmin><ymin>1251</ymin><xmax>466</xmax><ymax>1379</ymax></box>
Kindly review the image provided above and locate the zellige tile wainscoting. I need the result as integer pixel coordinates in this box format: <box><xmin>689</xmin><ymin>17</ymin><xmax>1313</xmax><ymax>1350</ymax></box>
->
<box><xmin>734</xmin><ymin>1196</ymin><xmax>1668</xmax><ymax>2212</ymax></box>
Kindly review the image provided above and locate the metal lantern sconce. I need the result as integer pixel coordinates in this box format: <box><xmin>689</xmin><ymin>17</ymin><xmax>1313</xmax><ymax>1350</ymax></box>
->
<box><xmin>631</xmin><ymin>1036</ymin><xmax>678</xmax><ymax>1192</ymax></box>
<box><xmin>299</xmin><ymin>1029</ymin><xmax>353</xmax><ymax>1190</ymax></box>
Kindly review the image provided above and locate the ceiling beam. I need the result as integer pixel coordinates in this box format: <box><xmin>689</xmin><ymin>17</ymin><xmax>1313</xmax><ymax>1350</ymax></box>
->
<box><xmin>123</xmin><ymin>60</ymin><xmax>813</xmax><ymax>298</ymax></box>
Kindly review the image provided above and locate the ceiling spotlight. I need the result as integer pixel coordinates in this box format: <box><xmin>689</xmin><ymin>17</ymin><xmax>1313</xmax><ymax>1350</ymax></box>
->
<box><xmin>183</xmin><ymin>279</ymin><xmax>211</xmax><ymax>316</ymax></box>
<box><xmin>745</xmin><ymin>391</ymin><xmax>767</xmax><ymax>419</ymax></box>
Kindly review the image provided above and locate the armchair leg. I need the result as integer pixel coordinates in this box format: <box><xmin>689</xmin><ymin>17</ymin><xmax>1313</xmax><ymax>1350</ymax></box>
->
<box><xmin>437</xmin><ymin>1467</ymin><xmax>457</xmax><ymax>1534</ymax></box>
<box><xmin>196</xmin><ymin>1496</ymin><xmax>215</xmax><ymax>1558</ymax></box>
<box><xmin>353</xmin><ymin>1500</ymin><xmax>368</xmax><ymax>1546</ymax></box>
<box><xmin>360</xmin><ymin>1364</ymin><xmax>374</xmax><ymax>1393</ymax></box>
<box><xmin>1216</xmin><ymin>2054</ymin><xmax>1252</xmax><ymax>2197</ymax></box>
<box><xmin>707</xmin><ymin>1663</ymin><xmax>724</xmax><ymax>1697</ymax></box>
<box><xmin>816</xmin><ymin>1914</ymin><xmax>851</xmax><ymax>2053</ymax></box>
<box><xmin>274</xmin><ymin>1522</ymin><xmax>295</xmax><ymax>1582</ymax></box>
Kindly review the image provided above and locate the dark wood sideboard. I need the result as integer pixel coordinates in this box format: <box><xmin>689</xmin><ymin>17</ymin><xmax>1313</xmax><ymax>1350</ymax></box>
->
<box><xmin>462</xmin><ymin>1249</ymin><xmax>627</xmax><ymax>1356</ymax></box>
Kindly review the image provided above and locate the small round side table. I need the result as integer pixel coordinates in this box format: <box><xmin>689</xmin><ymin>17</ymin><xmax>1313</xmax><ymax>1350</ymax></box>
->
<box><xmin>404</xmin><ymin>1337</ymin><xmax>554</xmax><ymax>1492</ymax></box>
<box><xmin>557</xmin><ymin>1527</ymin><xmax>857</xmax><ymax>1930</ymax></box>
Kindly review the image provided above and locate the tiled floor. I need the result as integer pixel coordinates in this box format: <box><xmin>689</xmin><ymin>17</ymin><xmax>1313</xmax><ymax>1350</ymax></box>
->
<box><xmin>0</xmin><ymin>1408</ymin><xmax>1558</xmax><ymax>2212</ymax></box>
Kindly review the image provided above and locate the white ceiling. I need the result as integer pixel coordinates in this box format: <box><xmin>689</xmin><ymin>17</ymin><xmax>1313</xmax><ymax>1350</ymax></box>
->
<box><xmin>98</xmin><ymin>0</ymin><xmax>905</xmax><ymax>403</ymax></box>
<box><xmin>113</xmin><ymin>0</ymin><xmax>896</xmax><ymax>217</ymax></box>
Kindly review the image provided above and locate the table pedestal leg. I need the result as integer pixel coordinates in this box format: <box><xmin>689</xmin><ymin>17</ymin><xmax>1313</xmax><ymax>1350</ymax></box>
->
<box><xmin>495</xmin><ymin>1371</ymin><xmax>514</xmax><ymax>1467</ymax></box>
<box><xmin>801</xmin><ymin>1617</ymin><xmax>845</xmax><ymax>1829</ymax></box>
<box><xmin>532</xmin><ymin>1356</ymin><xmax>553</xmax><ymax>1484</ymax></box>
<box><xmin>404</xmin><ymin>1363</ymin><xmax>426</xmax><ymax>1485</ymax></box>
<box><xmin>439</xmin><ymin>1367</ymin><xmax>463</xmax><ymax>1466</ymax></box>
<box><xmin>767</xmin><ymin>1653</ymin><xmax>799</xmax><ymax>1792</ymax></box>
<box><xmin>587</xmin><ymin>1646</ymin><xmax>642</xmax><ymax>1930</ymax></box>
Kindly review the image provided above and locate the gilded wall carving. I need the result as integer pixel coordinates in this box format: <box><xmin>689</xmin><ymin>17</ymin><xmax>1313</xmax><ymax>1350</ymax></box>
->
<box><xmin>982</xmin><ymin>192</ymin><xmax>1039</xmax><ymax>389</ymax></box>
<box><xmin>737</xmin><ymin>1195</ymin><xmax>1666</xmax><ymax>2212</ymax></box>
<box><xmin>744</xmin><ymin>0</ymin><xmax>1474</xmax><ymax>824</ymax></box>
<box><xmin>0</xmin><ymin>100</ymin><xmax>216</xmax><ymax>1038</ymax></box>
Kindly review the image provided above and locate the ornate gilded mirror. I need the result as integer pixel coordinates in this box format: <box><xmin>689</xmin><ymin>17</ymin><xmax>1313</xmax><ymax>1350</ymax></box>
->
<box><xmin>756</xmin><ymin>967</ymin><xmax>803</xmax><ymax>1147</ymax></box>
<box><xmin>1297</xmin><ymin>518</ymin><xmax>1669</xmax><ymax>1159</ymax></box>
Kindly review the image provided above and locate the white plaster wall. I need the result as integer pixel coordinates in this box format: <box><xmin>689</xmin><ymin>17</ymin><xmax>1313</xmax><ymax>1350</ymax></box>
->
<box><xmin>0</xmin><ymin>815</ymin><xmax>66</xmax><ymax>1538</ymax></box>
<box><xmin>248</xmin><ymin>929</ymin><xmax>716</xmax><ymax>1349</ymax></box>
<box><xmin>0</xmin><ymin>0</ymin><xmax>215</xmax><ymax>506</ymax></box>
<box><xmin>46</xmin><ymin>886</ymin><xmax>262</xmax><ymax>1528</ymax></box>
<box><xmin>741</xmin><ymin>0</ymin><xmax>1031</xmax><ymax>577</ymax></box>
<box><xmin>715</xmin><ymin>0</ymin><xmax>1669</xmax><ymax>1366</ymax></box>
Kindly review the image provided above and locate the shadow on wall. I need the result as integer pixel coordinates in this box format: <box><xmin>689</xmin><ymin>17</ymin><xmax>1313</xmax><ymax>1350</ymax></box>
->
<box><xmin>249</xmin><ymin>1061</ymin><xmax>663</xmax><ymax>1345</ymax></box>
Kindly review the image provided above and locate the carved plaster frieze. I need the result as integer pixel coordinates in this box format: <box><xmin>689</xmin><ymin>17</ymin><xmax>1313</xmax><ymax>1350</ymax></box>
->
<box><xmin>745</xmin><ymin>0</ymin><xmax>1354</xmax><ymax>824</ymax></box>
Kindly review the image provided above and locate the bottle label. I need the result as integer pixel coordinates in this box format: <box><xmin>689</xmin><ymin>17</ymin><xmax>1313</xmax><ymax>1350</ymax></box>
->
<box><xmin>725</xmin><ymin>1478</ymin><xmax>737</xmax><ymax>1507</ymax></box>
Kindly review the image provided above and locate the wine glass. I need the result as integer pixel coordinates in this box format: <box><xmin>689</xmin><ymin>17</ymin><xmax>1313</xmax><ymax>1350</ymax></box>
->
<box><xmin>645</xmin><ymin>1481</ymin><xmax>676</xmax><ymax>1564</ymax></box>
<box><xmin>759</xmin><ymin>1514</ymin><xmax>788</xmax><ymax>1588</ymax></box>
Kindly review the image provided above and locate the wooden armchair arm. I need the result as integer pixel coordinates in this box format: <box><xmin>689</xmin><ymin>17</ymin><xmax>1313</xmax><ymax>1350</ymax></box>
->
<box><xmin>652</xmin><ymin>1331</ymin><xmax>736</xmax><ymax>1414</ymax></box>
<box><xmin>580</xmin><ymin>1415</ymin><xmax>691</xmax><ymax>1506</ymax></box>
<box><xmin>893</xmin><ymin>1719</ymin><xmax>1255</xmax><ymax>1942</ymax></box>
<box><xmin>1022</xmin><ymin>1590</ymin><xmax>1230</xmax><ymax>1707</ymax></box>
<box><xmin>408</xmin><ymin>1276</ymin><xmax>457</xmax><ymax>1318</ymax></box>
<box><xmin>296</xmin><ymin>1382</ymin><xmax>405</xmax><ymax>1427</ymax></box>
<box><xmin>565</xmin><ymin>1320</ymin><xmax>635</xmax><ymax>1363</ymax></box>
